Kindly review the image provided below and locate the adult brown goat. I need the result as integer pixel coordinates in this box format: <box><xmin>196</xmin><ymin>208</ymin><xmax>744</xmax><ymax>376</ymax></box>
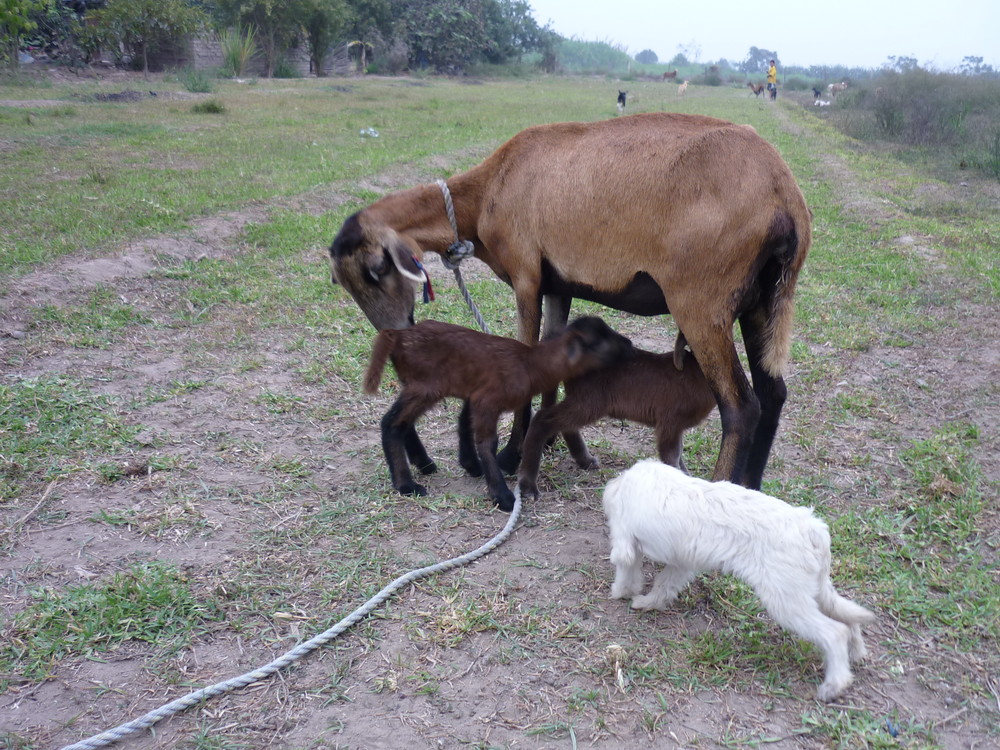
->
<box><xmin>329</xmin><ymin>112</ymin><xmax>812</xmax><ymax>489</ymax></box>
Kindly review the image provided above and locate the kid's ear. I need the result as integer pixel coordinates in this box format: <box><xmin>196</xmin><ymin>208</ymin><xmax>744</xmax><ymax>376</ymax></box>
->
<box><xmin>564</xmin><ymin>331</ymin><xmax>584</xmax><ymax>366</ymax></box>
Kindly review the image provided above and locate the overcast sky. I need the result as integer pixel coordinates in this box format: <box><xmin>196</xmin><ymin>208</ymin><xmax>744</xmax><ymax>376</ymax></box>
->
<box><xmin>528</xmin><ymin>0</ymin><xmax>999</xmax><ymax>71</ymax></box>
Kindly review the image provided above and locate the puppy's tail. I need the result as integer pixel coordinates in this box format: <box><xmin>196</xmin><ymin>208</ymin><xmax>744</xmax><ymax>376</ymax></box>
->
<box><xmin>602</xmin><ymin>473</ymin><xmax>639</xmax><ymax>567</ymax></box>
<box><xmin>809</xmin><ymin>523</ymin><xmax>876</xmax><ymax>626</ymax></box>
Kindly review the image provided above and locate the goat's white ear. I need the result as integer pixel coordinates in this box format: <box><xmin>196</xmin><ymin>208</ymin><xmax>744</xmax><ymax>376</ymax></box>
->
<box><xmin>386</xmin><ymin>237</ymin><xmax>427</xmax><ymax>285</ymax></box>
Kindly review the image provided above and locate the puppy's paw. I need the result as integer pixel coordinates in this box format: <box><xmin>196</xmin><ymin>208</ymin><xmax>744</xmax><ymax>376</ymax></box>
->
<box><xmin>630</xmin><ymin>593</ymin><xmax>668</xmax><ymax>611</ymax></box>
<box><xmin>610</xmin><ymin>583</ymin><xmax>641</xmax><ymax>600</ymax></box>
<box><xmin>815</xmin><ymin>674</ymin><xmax>852</xmax><ymax>702</ymax></box>
<box><xmin>848</xmin><ymin>636</ymin><xmax>868</xmax><ymax>664</ymax></box>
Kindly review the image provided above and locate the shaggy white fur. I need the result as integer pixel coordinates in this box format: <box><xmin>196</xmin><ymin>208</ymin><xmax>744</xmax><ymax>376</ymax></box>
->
<box><xmin>602</xmin><ymin>459</ymin><xmax>875</xmax><ymax>701</ymax></box>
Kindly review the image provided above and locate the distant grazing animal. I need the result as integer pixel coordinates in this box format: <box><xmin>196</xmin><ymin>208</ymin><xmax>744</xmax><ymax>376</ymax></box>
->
<box><xmin>363</xmin><ymin>316</ymin><xmax>634</xmax><ymax>511</ymax></box>
<box><xmin>814</xmin><ymin>99</ymin><xmax>831</xmax><ymax>107</ymax></box>
<box><xmin>602</xmin><ymin>460</ymin><xmax>876</xmax><ymax>702</ymax></box>
<box><xmin>662</xmin><ymin>69</ymin><xmax>678</xmax><ymax>81</ymax></box>
<box><xmin>812</xmin><ymin>87</ymin><xmax>822</xmax><ymax>99</ymax></box>
<box><xmin>677</xmin><ymin>80</ymin><xmax>689</xmax><ymax>95</ymax></box>
<box><xmin>328</xmin><ymin>112</ymin><xmax>813</xmax><ymax>490</ymax></box>
<box><xmin>828</xmin><ymin>81</ymin><xmax>848</xmax><ymax>96</ymax></box>
<box><xmin>747</xmin><ymin>82</ymin><xmax>766</xmax><ymax>98</ymax></box>
<box><xmin>517</xmin><ymin>345</ymin><xmax>717</xmax><ymax>500</ymax></box>
<box><xmin>617</xmin><ymin>90</ymin><xmax>627</xmax><ymax>112</ymax></box>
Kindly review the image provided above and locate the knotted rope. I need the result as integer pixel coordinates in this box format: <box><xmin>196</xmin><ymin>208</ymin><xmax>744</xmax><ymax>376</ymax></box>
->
<box><xmin>59</xmin><ymin>493</ymin><xmax>522</xmax><ymax>750</ymax></box>
<box><xmin>435</xmin><ymin>178</ymin><xmax>492</xmax><ymax>335</ymax></box>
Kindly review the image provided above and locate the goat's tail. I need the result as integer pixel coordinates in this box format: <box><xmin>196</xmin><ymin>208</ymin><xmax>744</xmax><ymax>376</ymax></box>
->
<box><xmin>363</xmin><ymin>330</ymin><xmax>395</xmax><ymax>395</ymax></box>
<box><xmin>809</xmin><ymin>522</ymin><xmax>876</xmax><ymax>626</ymax></box>
<box><xmin>760</xmin><ymin>207</ymin><xmax>811</xmax><ymax>377</ymax></box>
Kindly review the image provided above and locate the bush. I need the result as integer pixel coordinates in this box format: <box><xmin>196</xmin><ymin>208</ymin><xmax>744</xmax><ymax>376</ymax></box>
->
<box><xmin>178</xmin><ymin>67</ymin><xmax>213</xmax><ymax>93</ymax></box>
<box><xmin>820</xmin><ymin>69</ymin><xmax>1000</xmax><ymax>180</ymax></box>
<box><xmin>272</xmin><ymin>57</ymin><xmax>301</xmax><ymax>78</ymax></box>
<box><xmin>191</xmin><ymin>99</ymin><xmax>225</xmax><ymax>114</ymax></box>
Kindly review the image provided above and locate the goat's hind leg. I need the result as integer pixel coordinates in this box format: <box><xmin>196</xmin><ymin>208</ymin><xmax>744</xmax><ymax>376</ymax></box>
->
<box><xmin>763</xmin><ymin>590</ymin><xmax>854</xmax><ymax>701</ymax></box>
<box><xmin>382</xmin><ymin>395</ymin><xmax>434</xmax><ymax>497</ymax></box>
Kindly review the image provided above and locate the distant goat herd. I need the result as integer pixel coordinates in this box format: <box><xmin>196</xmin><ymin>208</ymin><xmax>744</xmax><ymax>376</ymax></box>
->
<box><xmin>328</xmin><ymin>112</ymin><xmax>874</xmax><ymax>701</ymax></box>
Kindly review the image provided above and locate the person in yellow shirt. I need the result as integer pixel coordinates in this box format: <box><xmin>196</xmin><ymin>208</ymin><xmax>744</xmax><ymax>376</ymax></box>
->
<box><xmin>767</xmin><ymin>59</ymin><xmax>778</xmax><ymax>100</ymax></box>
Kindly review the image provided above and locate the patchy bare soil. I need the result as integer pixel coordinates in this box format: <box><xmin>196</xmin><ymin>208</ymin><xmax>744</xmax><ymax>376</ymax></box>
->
<box><xmin>1</xmin><ymin>91</ymin><xmax>999</xmax><ymax>750</ymax></box>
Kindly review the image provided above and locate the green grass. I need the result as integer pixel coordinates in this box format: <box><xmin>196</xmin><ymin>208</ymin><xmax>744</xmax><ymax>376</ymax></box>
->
<box><xmin>0</xmin><ymin>375</ymin><xmax>141</xmax><ymax>500</ymax></box>
<box><xmin>1</xmin><ymin>561</ymin><xmax>223</xmax><ymax>682</ymax></box>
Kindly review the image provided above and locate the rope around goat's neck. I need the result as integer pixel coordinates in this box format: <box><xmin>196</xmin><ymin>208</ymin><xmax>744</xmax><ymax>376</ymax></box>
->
<box><xmin>435</xmin><ymin>178</ymin><xmax>492</xmax><ymax>335</ymax></box>
<box><xmin>59</xmin><ymin>493</ymin><xmax>522</xmax><ymax>750</ymax></box>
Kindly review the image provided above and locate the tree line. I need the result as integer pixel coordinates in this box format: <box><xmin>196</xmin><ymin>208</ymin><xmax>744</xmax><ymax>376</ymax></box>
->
<box><xmin>2</xmin><ymin>0</ymin><xmax>561</xmax><ymax>75</ymax></box>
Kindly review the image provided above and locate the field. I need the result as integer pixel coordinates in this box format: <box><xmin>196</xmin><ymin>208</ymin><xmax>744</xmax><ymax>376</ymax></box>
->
<box><xmin>1</xmin><ymin>71</ymin><xmax>998</xmax><ymax>749</ymax></box>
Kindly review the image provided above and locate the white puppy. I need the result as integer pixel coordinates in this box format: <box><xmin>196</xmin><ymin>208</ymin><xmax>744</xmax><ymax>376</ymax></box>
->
<box><xmin>602</xmin><ymin>460</ymin><xmax>874</xmax><ymax>701</ymax></box>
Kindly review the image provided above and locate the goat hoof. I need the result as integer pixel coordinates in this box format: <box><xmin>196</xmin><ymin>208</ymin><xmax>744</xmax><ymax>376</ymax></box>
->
<box><xmin>493</xmin><ymin>489</ymin><xmax>516</xmax><ymax>513</ymax></box>
<box><xmin>496</xmin><ymin>449</ymin><xmax>521</xmax><ymax>476</ymax></box>
<box><xmin>415</xmin><ymin>460</ymin><xmax>438</xmax><ymax>475</ymax></box>
<box><xmin>575</xmin><ymin>454</ymin><xmax>599</xmax><ymax>470</ymax></box>
<box><xmin>517</xmin><ymin>480</ymin><xmax>539</xmax><ymax>502</ymax></box>
<box><xmin>398</xmin><ymin>481</ymin><xmax>428</xmax><ymax>497</ymax></box>
<box><xmin>460</xmin><ymin>458</ymin><xmax>484</xmax><ymax>477</ymax></box>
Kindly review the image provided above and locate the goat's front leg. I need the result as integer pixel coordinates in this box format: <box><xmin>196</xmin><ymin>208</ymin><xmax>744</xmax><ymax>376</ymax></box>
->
<box><xmin>496</xmin><ymin>287</ymin><xmax>545</xmax><ymax>474</ymax></box>
<box><xmin>518</xmin><ymin>400</ymin><xmax>596</xmax><ymax>501</ymax></box>
<box><xmin>538</xmin><ymin>293</ymin><xmax>590</xmax><ymax>459</ymax></box>
<box><xmin>457</xmin><ymin>400</ymin><xmax>483</xmax><ymax>477</ymax></box>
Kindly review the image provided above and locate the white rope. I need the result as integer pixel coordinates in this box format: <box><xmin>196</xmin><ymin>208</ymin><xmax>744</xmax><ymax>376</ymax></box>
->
<box><xmin>59</xmin><ymin>492</ymin><xmax>522</xmax><ymax>750</ymax></box>
<box><xmin>435</xmin><ymin>179</ymin><xmax>492</xmax><ymax>335</ymax></box>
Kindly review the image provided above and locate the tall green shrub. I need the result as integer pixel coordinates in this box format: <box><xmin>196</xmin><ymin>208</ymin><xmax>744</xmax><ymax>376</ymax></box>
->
<box><xmin>218</xmin><ymin>23</ymin><xmax>257</xmax><ymax>77</ymax></box>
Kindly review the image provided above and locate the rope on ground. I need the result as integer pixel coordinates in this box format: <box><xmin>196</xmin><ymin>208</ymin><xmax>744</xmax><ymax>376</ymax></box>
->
<box><xmin>59</xmin><ymin>492</ymin><xmax>522</xmax><ymax>750</ymax></box>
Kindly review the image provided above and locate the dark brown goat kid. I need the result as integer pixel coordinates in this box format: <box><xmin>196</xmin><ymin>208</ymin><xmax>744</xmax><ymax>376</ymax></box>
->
<box><xmin>331</xmin><ymin>112</ymin><xmax>811</xmax><ymax>490</ymax></box>
<box><xmin>364</xmin><ymin>317</ymin><xmax>634</xmax><ymax>511</ymax></box>
<box><xmin>517</xmin><ymin>347</ymin><xmax>717</xmax><ymax>500</ymax></box>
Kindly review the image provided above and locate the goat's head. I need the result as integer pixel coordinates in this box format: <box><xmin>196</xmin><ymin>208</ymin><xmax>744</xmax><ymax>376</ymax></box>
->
<box><xmin>561</xmin><ymin>316</ymin><xmax>635</xmax><ymax>372</ymax></box>
<box><xmin>329</xmin><ymin>212</ymin><xmax>424</xmax><ymax>330</ymax></box>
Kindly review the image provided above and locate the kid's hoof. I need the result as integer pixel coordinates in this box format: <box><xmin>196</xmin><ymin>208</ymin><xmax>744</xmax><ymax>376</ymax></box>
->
<box><xmin>415</xmin><ymin>460</ymin><xmax>438</xmax><ymax>475</ymax></box>
<box><xmin>493</xmin><ymin>489</ymin><xmax>516</xmax><ymax>513</ymax></box>
<box><xmin>496</xmin><ymin>448</ymin><xmax>521</xmax><ymax>476</ymax></box>
<box><xmin>398</xmin><ymin>481</ymin><xmax>428</xmax><ymax>497</ymax></box>
<box><xmin>460</xmin><ymin>456</ymin><xmax>484</xmax><ymax>477</ymax></box>
<box><xmin>517</xmin><ymin>480</ymin><xmax>539</xmax><ymax>502</ymax></box>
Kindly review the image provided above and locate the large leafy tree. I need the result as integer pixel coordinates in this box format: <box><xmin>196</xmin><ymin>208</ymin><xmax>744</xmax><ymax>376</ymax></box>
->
<box><xmin>480</xmin><ymin>0</ymin><xmax>542</xmax><ymax>64</ymax></box>
<box><xmin>1</xmin><ymin>0</ymin><xmax>43</xmax><ymax>71</ymax></box>
<box><xmin>299</xmin><ymin>0</ymin><xmax>350</xmax><ymax>75</ymax></box>
<box><xmin>87</xmin><ymin>0</ymin><xmax>207</xmax><ymax>75</ymax></box>
<box><xmin>740</xmin><ymin>46</ymin><xmax>778</xmax><ymax>75</ymax></box>
<box><xmin>214</xmin><ymin>0</ymin><xmax>300</xmax><ymax>77</ymax></box>
<box><xmin>394</xmin><ymin>0</ymin><xmax>488</xmax><ymax>72</ymax></box>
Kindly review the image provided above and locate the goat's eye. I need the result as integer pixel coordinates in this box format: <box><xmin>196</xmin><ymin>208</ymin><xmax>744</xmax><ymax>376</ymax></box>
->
<box><xmin>367</xmin><ymin>254</ymin><xmax>389</xmax><ymax>283</ymax></box>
